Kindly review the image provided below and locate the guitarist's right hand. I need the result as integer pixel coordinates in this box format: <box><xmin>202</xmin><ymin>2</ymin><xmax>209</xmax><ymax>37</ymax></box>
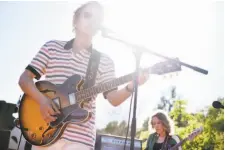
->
<box><xmin>40</xmin><ymin>97</ymin><xmax>60</xmax><ymax>123</ymax></box>
<box><xmin>18</xmin><ymin>70</ymin><xmax>60</xmax><ymax>123</ymax></box>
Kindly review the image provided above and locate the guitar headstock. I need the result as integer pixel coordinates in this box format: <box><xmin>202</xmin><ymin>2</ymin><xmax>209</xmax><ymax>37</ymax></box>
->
<box><xmin>187</xmin><ymin>126</ymin><xmax>203</xmax><ymax>141</ymax></box>
<box><xmin>149</xmin><ymin>58</ymin><xmax>182</xmax><ymax>75</ymax></box>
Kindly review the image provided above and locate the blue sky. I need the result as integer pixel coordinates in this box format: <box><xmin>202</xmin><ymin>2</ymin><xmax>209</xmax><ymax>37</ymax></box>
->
<box><xmin>0</xmin><ymin>0</ymin><xmax>224</xmax><ymax>129</ymax></box>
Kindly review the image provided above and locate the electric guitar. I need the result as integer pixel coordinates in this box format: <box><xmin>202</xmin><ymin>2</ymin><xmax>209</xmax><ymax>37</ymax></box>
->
<box><xmin>18</xmin><ymin>59</ymin><xmax>181</xmax><ymax>146</ymax></box>
<box><xmin>168</xmin><ymin>126</ymin><xmax>203</xmax><ymax>150</ymax></box>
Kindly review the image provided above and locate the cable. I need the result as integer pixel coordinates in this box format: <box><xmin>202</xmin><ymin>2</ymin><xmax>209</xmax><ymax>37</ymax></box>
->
<box><xmin>17</xmin><ymin>132</ymin><xmax>22</xmax><ymax>150</ymax></box>
<box><xmin>14</xmin><ymin>118</ymin><xmax>22</xmax><ymax>150</ymax></box>
<box><xmin>123</xmin><ymin>91</ymin><xmax>134</xmax><ymax>150</ymax></box>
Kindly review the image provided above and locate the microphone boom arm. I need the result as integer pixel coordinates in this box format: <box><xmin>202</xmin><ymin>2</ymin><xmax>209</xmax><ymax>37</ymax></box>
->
<box><xmin>102</xmin><ymin>32</ymin><xmax>208</xmax><ymax>75</ymax></box>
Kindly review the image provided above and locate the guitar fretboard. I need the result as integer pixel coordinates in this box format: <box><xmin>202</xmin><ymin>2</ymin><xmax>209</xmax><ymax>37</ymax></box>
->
<box><xmin>72</xmin><ymin>59</ymin><xmax>181</xmax><ymax>102</ymax></box>
<box><xmin>75</xmin><ymin>72</ymin><xmax>135</xmax><ymax>101</ymax></box>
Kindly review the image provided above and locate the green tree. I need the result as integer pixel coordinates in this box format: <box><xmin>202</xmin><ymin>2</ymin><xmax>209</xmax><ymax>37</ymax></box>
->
<box><xmin>157</xmin><ymin>86</ymin><xmax>177</xmax><ymax>112</ymax></box>
<box><xmin>169</xmin><ymin>98</ymin><xmax>224</xmax><ymax>150</ymax></box>
<box><xmin>170</xmin><ymin>100</ymin><xmax>189</xmax><ymax>128</ymax></box>
<box><xmin>97</xmin><ymin>120</ymin><xmax>131</xmax><ymax>137</ymax></box>
<box><xmin>104</xmin><ymin>121</ymin><xmax>118</xmax><ymax>134</ymax></box>
<box><xmin>139</xmin><ymin>130</ymin><xmax>149</xmax><ymax>150</ymax></box>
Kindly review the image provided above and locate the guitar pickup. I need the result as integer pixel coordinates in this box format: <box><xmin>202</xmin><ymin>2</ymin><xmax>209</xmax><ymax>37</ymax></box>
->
<box><xmin>52</xmin><ymin>98</ymin><xmax>60</xmax><ymax>109</ymax></box>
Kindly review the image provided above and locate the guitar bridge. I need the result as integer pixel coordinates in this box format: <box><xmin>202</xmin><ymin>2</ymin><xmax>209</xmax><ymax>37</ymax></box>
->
<box><xmin>40</xmin><ymin>89</ymin><xmax>56</xmax><ymax>94</ymax></box>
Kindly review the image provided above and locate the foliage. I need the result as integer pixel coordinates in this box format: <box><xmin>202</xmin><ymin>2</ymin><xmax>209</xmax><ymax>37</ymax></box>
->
<box><xmin>168</xmin><ymin>98</ymin><xmax>224</xmax><ymax>150</ymax></box>
<box><xmin>97</xmin><ymin>120</ymin><xmax>131</xmax><ymax>137</ymax></box>
<box><xmin>157</xmin><ymin>86</ymin><xmax>176</xmax><ymax>113</ymax></box>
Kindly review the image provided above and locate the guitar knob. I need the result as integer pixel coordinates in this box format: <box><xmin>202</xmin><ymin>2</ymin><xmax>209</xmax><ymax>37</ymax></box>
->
<box><xmin>31</xmin><ymin>133</ymin><xmax>36</xmax><ymax>139</ymax></box>
<box><xmin>47</xmin><ymin>133</ymin><xmax>51</xmax><ymax>138</ymax></box>
<box><xmin>39</xmin><ymin>126</ymin><xmax>44</xmax><ymax>131</ymax></box>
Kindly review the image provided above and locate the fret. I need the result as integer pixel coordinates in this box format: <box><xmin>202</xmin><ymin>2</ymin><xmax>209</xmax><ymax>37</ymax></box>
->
<box><xmin>86</xmin><ymin>90</ymin><xmax>90</xmax><ymax>98</ymax></box>
<box><xmin>92</xmin><ymin>87</ymin><xmax>96</xmax><ymax>94</ymax></box>
<box><xmin>85</xmin><ymin>93</ymin><xmax>88</xmax><ymax>99</ymax></box>
<box><xmin>96</xmin><ymin>85</ymin><xmax>101</xmax><ymax>93</ymax></box>
<box><xmin>113</xmin><ymin>79</ymin><xmax>117</xmax><ymax>87</ymax></box>
<box><xmin>88</xmin><ymin>89</ymin><xmax>93</xmax><ymax>97</ymax></box>
<box><xmin>89</xmin><ymin>87</ymin><xmax>93</xmax><ymax>95</ymax></box>
<box><xmin>94</xmin><ymin>86</ymin><xmax>98</xmax><ymax>94</ymax></box>
<box><xmin>100</xmin><ymin>84</ymin><xmax>104</xmax><ymax>92</ymax></box>
<box><xmin>102</xmin><ymin>83</ymin><xmax>107</xmax><ymax>91</ymax></box>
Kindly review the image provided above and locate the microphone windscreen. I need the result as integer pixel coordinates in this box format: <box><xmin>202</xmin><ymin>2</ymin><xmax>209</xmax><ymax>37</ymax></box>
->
<box><xmin>212</xmin><ymin>101</ymin><xmax>223</xmax><ymax>109</ymax></box>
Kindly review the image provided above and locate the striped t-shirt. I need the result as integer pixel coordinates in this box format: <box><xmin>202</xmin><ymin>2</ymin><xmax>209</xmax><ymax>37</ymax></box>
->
<box><xmin>26</xmin><ymin>38</ymin><xmax>116</xmax><ymax>149</ymax></box>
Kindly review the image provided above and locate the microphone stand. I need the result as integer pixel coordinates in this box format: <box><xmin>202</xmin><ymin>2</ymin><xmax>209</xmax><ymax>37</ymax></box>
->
<box><xmin>130</xmin><ymin>50</ymin><xmax>142</xmax><ymax>150</ymax></box>
<box><xmin>102</xmin><ymin>32</ymin><xmax>208</xmax><ymax>150</ymax></box>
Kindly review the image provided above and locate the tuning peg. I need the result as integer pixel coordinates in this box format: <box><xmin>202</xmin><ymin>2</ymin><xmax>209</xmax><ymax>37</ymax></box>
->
<box><xmin>163</xmin><ymin>75</ymin><xmax>167</xmax><ymax>79</ymax></box>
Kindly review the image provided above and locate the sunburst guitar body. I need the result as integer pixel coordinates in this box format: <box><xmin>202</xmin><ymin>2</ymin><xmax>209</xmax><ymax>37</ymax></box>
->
<box><xmin>19</xmin><ymin>74</ymin><xmax>91</xmax><ymax>146</ymax></box>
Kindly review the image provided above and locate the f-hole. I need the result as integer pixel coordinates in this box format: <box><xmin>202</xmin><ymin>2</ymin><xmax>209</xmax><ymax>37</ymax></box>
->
<box><xmin>40</xmin><ymin>89</ymin><xmax>56</xmax><ymax>94</ymax></box>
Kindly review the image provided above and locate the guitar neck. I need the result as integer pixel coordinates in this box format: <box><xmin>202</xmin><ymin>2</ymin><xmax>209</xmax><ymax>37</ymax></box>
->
<box><xmin>169</xmin><ymin>127</ymin><xmax>203</xmax><ymax>150</ymax></box>
<box><xmin>169</xmin><ymin>137</ymin><xmax>187</xmax><ymax>150</ymax></box>
<box><xmin>74</xmin><ymin>59</ymin><xmax>182</xmax><ymax>101</ymax></box>
<box><xmin>76</xmin><ymin>72</ymin><xmax>135</xmax><ymax>100</ymax></box>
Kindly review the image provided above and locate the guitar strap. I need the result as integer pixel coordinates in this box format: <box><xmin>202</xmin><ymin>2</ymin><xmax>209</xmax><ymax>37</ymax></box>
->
<box><xmin>64</xmin><ymin>49</ymin><xmax>100</xmax><ymax>122</ymax></box>
<box><xmin>161</xmin><ymin>135</ymin><xmax>170</xmax><ymax>150</ymax></box>
<box><xmin>83</xmin><ymin>48</ymin><xmax>101</xmax><ymax>100</ymax></box>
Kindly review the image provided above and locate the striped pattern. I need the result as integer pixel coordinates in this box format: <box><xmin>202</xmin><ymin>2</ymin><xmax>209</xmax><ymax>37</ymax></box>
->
<box><xmin>28</xmin><ymin>40</ymin><xmax>116</xmax><ymax>149</ymax></box>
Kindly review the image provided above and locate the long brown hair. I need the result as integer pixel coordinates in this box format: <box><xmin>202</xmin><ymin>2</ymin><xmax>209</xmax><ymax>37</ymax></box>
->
<box><xmin>149</xmin><ymin>110</ymin><xmax>173</xmax><ymax>135</ymax></box>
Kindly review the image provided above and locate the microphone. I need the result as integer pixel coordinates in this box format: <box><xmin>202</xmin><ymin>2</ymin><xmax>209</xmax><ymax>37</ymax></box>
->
<box><xmin>212</xmin><ymin>101</ymin><xmax>224</xmax><ymax>109</ymax></box>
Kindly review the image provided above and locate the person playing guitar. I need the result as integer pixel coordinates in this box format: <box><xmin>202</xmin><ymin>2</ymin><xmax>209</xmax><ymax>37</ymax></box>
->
<box><xmin>144</xmin><ymin>110</ymin><xmax>203</xmax><ymax>150</ymax></box>
<box><xmin>145</xmin><ymin>111</ymin><xmax>182</xmax><ymax>150</ymax></box>
<box><xmin>18</xmin><ymin>1</ymin><xmax>149</xmax><ymax>150</ymax></box>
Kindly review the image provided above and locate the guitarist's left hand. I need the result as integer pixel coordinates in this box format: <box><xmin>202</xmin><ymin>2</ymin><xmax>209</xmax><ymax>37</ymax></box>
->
<box><xmin>127</xmin><ymin>70</ymin><xmax>149</xmax><ymax>90</ymax></box>
<box><xmin>106</xmin><ymin>70</ymin><xmax>149</xmax><ymax>106</ymax></box>
<box><xmin>139</xmin><ymin>70</ymin><xmax>149</xmax><ymax>85</ymax></box>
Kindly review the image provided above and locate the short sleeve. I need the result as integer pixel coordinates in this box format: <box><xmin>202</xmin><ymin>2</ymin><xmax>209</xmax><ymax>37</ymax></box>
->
<box><xmin>98</xmin><ymin>56</ymin><xmax>118</xmax><ymax>99</ymax></box>
<box><xmin>170</xmin><ymin>135</ymin><xmax>182</xmax><ymax>150</ymax></box>
<box><xmin>26</xmin><ymin>41</ymin><xmax>51</xmax><ymax>80</ymax></box>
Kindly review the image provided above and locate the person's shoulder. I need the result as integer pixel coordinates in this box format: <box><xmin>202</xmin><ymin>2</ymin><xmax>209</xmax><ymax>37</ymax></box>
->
<box><xmin>39</xmin><ymin>39</ymin><xmax>67</xmax><ymax>50</ymax></box>
<box><xmin>147</xmin><ymin>132</ymin><xmax>157</xmax><ymax>140</ymax></box>
<box><xmin>169</xmin><ymin>135</ymin><xmax>182</xmax><ymax>150</ymax></box>
<box><xmin>149</xmin><ymin>132</ymin><xmax>157</xmax><ymax>136</ymax></box>
<box><xmin>98</xmin><ymin>52</ymin><xmax>114</xmax><ymax>65</ymax></box>
<box><xmin>43</xmin><ymin>39</ymin><xmax>67</xmax><ymax>48</ymax></box>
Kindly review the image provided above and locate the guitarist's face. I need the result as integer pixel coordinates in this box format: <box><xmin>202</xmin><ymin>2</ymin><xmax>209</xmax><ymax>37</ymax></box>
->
<box><xmin>74</xmin><ymin>3</ymin><xmax>103</xmax><ymax>37</ymax></box>
<box><xmin>152</xmin><ymin>117</ymin><xmax>165</xmax><ymax>135</ymax></box>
